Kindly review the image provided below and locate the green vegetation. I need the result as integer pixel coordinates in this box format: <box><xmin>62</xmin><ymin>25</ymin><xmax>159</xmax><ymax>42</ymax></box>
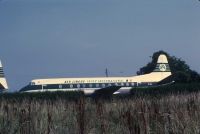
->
<box><xmin>137</xmin><ymin>50</ymin><xmax>200</xmax><ymax>83</ymax></box>
<box><xmin>0</xmin><ymin>91</ymin><xmax>84</xmax><ymax>101</ymax></box>
<box><xmin>0</xmin><ymin>86</ymin><xmax>200</xmax><ymax>134</ymax></box>
<box><xmin>130</xmin><ymin>83</ymin><xmax>200</xmax><ymax>97</ymax></box>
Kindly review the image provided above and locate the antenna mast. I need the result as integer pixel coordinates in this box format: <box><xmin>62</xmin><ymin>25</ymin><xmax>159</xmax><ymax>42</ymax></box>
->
<box><xmin>105</xmin><ymin>68</ymin><xmax>108</xmax><ymax>77</ymax></box>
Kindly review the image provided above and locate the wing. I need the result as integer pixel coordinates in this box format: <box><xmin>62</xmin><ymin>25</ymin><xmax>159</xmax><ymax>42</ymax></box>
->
<box><xmin>91</xmin><ymin>86</ymin><xmax>121</xmax><ymax>98</ymax></box>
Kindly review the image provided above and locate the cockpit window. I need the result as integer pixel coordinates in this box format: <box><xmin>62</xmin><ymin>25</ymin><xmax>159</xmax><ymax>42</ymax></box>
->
<box><xmin>30</xmin><ymin>82</ymin><xmax>35</xmax><ymax>85</ymax></box>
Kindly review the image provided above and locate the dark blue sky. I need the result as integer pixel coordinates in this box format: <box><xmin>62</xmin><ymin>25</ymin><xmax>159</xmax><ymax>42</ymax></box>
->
<box><xmin>0</xmin><ymin>0</ymin><xmax>200</xmax><ymax>91</ymax></box>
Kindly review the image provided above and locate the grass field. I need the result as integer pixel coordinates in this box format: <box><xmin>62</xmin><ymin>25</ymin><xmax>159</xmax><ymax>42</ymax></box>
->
<box><xmin>0</xmin><ymin>84</ymin><xmax>200</xmax><ymax>134</ymax></box>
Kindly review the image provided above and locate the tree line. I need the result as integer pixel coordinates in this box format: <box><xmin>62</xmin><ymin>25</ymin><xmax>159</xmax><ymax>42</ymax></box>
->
<box><xmin>137</xmin><ymin>50</ymin><xmax>200</xmax><ymax>83</ymax></box>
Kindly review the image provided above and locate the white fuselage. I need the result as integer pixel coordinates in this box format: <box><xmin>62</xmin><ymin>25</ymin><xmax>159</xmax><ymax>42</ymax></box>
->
<box><xmin>21</xmin><ymin>72</ymin><xmax>171</xmax><ymax>95</ymax></box>
<box><xmin>20</xmin><ymin>54</ymin><xmax>172</xmax><ymax>95</ymax></box>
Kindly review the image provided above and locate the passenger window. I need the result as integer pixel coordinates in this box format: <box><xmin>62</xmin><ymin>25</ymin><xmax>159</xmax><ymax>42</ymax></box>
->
<box><xmin>30</xmin><ymin>82</ymin><xmax>35</xmax><ymax>85</ymax></box>
<box><xmin>82</xmin><ymin>84</ymin><xmax>86</xmax><ymax>88</ymax></box>
<box><xmin>148</xmin><ymin>83</ymin><xmax>152</xmax><ymax>86</ymax></box>
<box><xmin>70</xmin><ymin>84</ymin><xmax>73</xmax><ymax>88</ymax></box>
<box><xmin>96</xmin><ymin>84</ymin><xmax>99</xmax><ymax>87</ymax></box>
<box><xmin>102</xmin><ymin>84</ymin><xmax>105</xmax><ymax>87</ymax></box>
<box><xmin>77</xmin><ymin>84</ymin><xmax>80</xmax><ymax>88</ymax></box>
<box><xmin>89</xmin><ymin>84</ymin><xmax>92</xmax><ymax>88</ymax></box>
<box><xmin>59</xmin><ymin>85</ymin><xmax>62</xmax><ymax>89</ymax></box>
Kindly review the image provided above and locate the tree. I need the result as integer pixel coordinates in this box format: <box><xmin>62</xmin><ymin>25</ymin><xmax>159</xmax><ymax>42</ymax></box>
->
<box><xmin>137</xmin><ymin>50</ymin><xmax>200</xmax><ymax>83</ymax></box>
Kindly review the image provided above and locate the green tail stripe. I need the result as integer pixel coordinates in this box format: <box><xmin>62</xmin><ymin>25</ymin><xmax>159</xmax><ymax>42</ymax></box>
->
<box><xmin>153</xmin><ymin>63</ymin><xmax>171</xmax><ymax>72</ymax></box>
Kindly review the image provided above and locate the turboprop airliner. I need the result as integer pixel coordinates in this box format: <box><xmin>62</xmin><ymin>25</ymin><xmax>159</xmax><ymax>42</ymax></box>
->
<box><xmin>20</xmin><ymin>54</ymin><xmax>172</xmax><ymax>95</ymax></box>
<box><xmin>0</xmin><ymin>61</ymin><xmax>8</xmax><ymax>92</ymax></box>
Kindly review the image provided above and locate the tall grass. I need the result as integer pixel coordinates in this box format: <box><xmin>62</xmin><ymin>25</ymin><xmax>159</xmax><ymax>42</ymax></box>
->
<box><xmin>0</xmin><ymin>85</ymin><xmax>200</xmax><ymax>133</ymax></box>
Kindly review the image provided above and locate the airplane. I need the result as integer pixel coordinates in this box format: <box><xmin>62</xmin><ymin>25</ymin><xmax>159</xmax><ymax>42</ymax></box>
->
<box><xmin>0</xmin><ymin>61</ymin><xmax>8</xmax><ymax>92</ymax></box>
<box><xmin>19</xmin><ymin>54</ymin><xmax>172</xmax><ymax>96</ymax></box>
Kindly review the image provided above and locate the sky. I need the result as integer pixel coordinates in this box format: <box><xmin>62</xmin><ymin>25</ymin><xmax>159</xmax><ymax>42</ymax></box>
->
<box><xmin>0</xmin><ymin>0</ymin><xmax>200</xmax><ymax>91</ymax></box>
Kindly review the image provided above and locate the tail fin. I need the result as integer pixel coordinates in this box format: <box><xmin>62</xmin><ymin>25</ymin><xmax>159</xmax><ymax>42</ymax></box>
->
<box><xmin>153</xmin><ymin>54</ymin><xmax>171</xmax><ymax>72</ymax></box>
<box><xmin>0</xmin><ymin>61</ymin><xmax>8</xmax><ymax>90</ymax></box>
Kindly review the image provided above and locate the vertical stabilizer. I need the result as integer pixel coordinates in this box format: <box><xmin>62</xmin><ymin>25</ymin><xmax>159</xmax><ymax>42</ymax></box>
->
<box><xmin>0</xmin><ymin>60</ymin><xmax>8</xmax><ymax>90</ymax></box>
<box><xmin>153</xmin><ymin>54</ymin><xmax>171</xmax><ymax>72</ymax></box>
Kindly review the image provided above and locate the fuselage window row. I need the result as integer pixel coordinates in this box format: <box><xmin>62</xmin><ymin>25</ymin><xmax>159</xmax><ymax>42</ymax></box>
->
<box><xmin>42</xmin><ymin>82</ymin><xmax>138</xmax><ymax>89</ymax></box>
<box><xmin>21</xmin><ymin>82</ymin><xmax>157</xmax><ymax>92</ymax></box>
